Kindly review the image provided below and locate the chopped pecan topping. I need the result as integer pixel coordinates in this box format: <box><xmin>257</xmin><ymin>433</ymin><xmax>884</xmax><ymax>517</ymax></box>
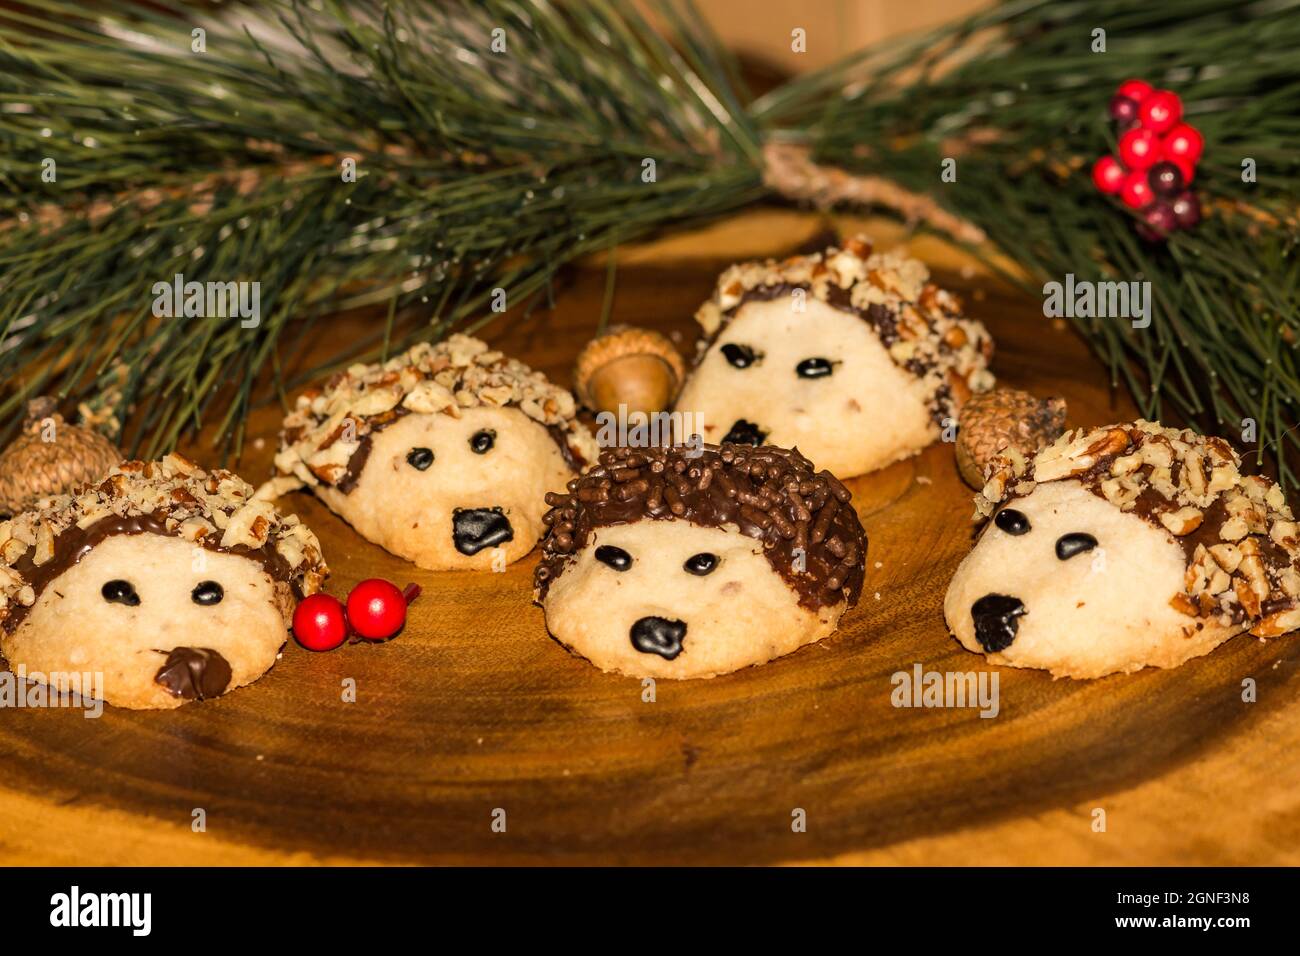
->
<box><xmin>976</xmin><ymin>419</ymin><xmax>1300</xmax><ymax>636</ymax></box>
<box><xmin>0</xmin><ymin>454</ymin><xmax>328</xmax><ymax>629</ymax></box>
<box><xmin>692</xmin><ymin>234</ymin><xmax>995</xmax><ymax>431</ymax></box>
<box><xmin>274</xmin><ymin>334</ymin><xmax>597</xmax><ymax>492</ymax></box>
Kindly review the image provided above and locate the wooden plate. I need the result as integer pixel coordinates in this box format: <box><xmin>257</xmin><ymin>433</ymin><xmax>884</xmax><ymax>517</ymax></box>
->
<box><xmin>3</xmin><ymin>212</ymin><xmax>1298</xmax><ymax>865</ymax></box>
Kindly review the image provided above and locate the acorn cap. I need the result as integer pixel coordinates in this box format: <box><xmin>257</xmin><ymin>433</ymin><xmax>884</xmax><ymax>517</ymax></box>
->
<box><xmin>0</xmin><ymin>399</ymin><xmax>122</xmax><ymax>515</ymax></box>
<box><xmin>956</xmin><ymin>388</ymin><xmax>1067</xmax><ymax>488</ymax></box>
<box><xmin>573</xmin><ymin>325</ymin><xmax>686</xmax><ymax>417</ymax></box>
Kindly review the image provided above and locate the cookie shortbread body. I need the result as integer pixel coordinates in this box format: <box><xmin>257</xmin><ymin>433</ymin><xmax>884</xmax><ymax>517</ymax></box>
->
<box><xmin>673</xmin><ymin>235</ymin><xmax>994</xmax><ymax>477</ymax></box>
<box><xmin>945</xmin><ymin>420</ymin><xmax>1300</xmax><ymax>678</ymax></box>
<box><xmin>534</xmin><ymin>443</ymin><xmax>866</xmax><ymax>679</ymax></box>
<box><xmin>0</xmin><ymin>454</ymin><xmax>327</xmax><ymax>709</ymax></box>
<box><xmin>271</xmin><ymin>334</ymin><xmax>599</xmax><ymax>570</ymax></box>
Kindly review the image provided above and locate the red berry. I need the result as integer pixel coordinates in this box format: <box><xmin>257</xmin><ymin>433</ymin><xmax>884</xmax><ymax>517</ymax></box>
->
<box><xmin>1138</xmin><ymin>90</ymin><xmax>1182</xmax><ymax>133</ymax></box>
<box><xmin>1108</xmin><ymin>94</ymin><xmax>1139</xmax><ymax>126</ymax></box>
<box><xmin>1091</xmin><ymin>155</ymin><xmax>1126</xmax><ymax>194</ymax></box>
<box><xmin>1163</xmin><ymin>123</ymin><xmax>1204</xmax><ymax>164</ymax></box>
<box><xmin>293</xmin><ymin>593</ymin><xmax>348</xmax><ymax>652</ymax></box>
<box><xmin>1171</xmin><ymin>191</ymin><xmax>1201</xmax><ymax>229</ymax></box>
<box><xmin>346</xmin><ymin>578</ymin><xmax>409</xmax><ymax>641</ymax></box>
<box><xmin>1118</xmin><ymin>128</ymin><xmax>1161</xmax><ymax>171</ymax></box>
<box><xmin>1116</xmin><ymin>79</ymin><xmax>1154</xmax><ymax>102</ymax></box>
<box><xmin>1147</xmin><ymin>160</ymin><xmax>1185</xmax><ymax>198</ymax></box>
<box><xmin>1140</xmin><ymin>202</ymin><xmax>1177</xmax><ymax>241</ymax></box>
<box><xmin>1170</xmin><ymin>156</ymin><xmax>1195</xmax><ymax>186</ymax></box>
<box><xmin>1120</xmin><ymin>171</ymin><xmax>1155</xmax><ymax>209</ymax></box>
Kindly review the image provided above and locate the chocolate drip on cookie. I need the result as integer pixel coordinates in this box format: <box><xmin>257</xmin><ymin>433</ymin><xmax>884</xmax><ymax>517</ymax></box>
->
<box><xmin>976</xmin><ymin>420</ymin><xmax>1300</xmax><ymax>636</ymax></box>
<box><xmin>0</xmin><ymin>454</ymin><xmax>328</xmax><ymax>635</ymax></box>
<box><xmin>1</xmin><ymin>512</ymin><xmax>297</xmax><ymax>634</ymax></box>
<box><xmin>691</xmin><ymin>235</ymin><xmax>995</xmax><ymax>428</ymax></box>
<box><xmin>534</xmin><ymin>443</ymin><xmax>867</xmax><ymax>611</ymax></box>
<box><xmin>154</xmin><ymin>646</ymin><xmax>232</xmax><ymax>701</ymax></box>
<box><xmin>335</xmin><ymin>406</ymin><xmax>411</xmax><ymax>494</ymax></box>
<box><xmin>336</xmin><ymin>414</ymin><xmax>588</xmax><ymax>495</ymax></box>
<box><xmin>275</xmin><ymin>334</ymin><xmax>599</xmax><ymax>495</ymax></box>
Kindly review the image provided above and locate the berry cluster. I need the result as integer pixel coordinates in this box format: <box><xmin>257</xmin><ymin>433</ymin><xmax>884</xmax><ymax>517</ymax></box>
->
<box><xmin>293</xmin><ymin>579</ymin><xmax>422</xmax><ymax>651</ymax></box>
<box><xmin>1091</xmin><ymin>79</ymin><xmax>1203</xmax><ymax>240</ymax></box>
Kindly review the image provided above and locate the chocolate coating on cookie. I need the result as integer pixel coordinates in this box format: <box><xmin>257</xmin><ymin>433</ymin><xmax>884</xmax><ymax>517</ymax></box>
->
<box><xmin>534</xmin><ymin>443</ymin><xmax>866</xmax><ymax>611</ymax></box>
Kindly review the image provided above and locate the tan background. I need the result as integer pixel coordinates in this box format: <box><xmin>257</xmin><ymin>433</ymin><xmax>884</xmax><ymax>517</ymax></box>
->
<box><xmin>692</xmin><ymin>0</ymin><xmax>990</xmax><ymax>72</ymax></box>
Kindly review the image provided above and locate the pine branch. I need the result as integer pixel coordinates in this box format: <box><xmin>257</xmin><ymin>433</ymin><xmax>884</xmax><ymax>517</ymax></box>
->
<box><xmin>769</xmin><ymin>0</ymin><xmax>1300</xmax><ymax>482</ymax></box>
<box><xmin>0</xmin><ymin>0</ymin><xmax>765</xmax><ymax>459</ymax></box>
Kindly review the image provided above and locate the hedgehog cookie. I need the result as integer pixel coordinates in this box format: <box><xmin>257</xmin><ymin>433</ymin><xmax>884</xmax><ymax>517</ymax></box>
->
<box><xmin>0</xmin><ymin>455</ymin><xmax>327</xmax><ymax>709</ymax></box>
<box><xmin>672</xmin><ymin>235</ymin><xmax>995</xmax><ymax>477</ymax></box>
<box><xmin>270</xmin><ymin>334</ymin><xmax>599</xmax><ymax>571</ymax></box>
<box><xmin>534</xmin><ymin>443</ymin><xmax>866</xmax><ymax>679</ymax></box>
<box><xmin>944</xmin><ymin>420</ymin><xmax>1300</xmax><ymax>679</ymax></box>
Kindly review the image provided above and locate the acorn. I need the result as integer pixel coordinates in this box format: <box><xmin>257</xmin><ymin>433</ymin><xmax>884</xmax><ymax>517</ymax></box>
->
<box><xmin>956</xmin><ymin>388</ymin><xmax>1067</xmax><ymax>488</ymax></box>
<box><xmin>573</xmin><ymin>325</ymin><xmax>686</xmax><ymax>417</ymax></box>
<box><xmin>0</xmin><ymin>397</ymin><xmax>122</xmax><ymax>516</ymax></box>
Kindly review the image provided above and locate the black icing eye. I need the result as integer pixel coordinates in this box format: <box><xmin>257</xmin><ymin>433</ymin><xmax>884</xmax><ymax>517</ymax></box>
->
<box><xmin>406</xmin><ymin>447</ymin><xmax>434</xmax><ymax>470</ymax></box>
<box><xmin>721</xmin><ymin>343</ymin><xmax>760</xmax><ymax>368</ymax></box>
<box><xmin>191</xmin><ymin>581</ymin><xmax>224</xmax><ymax>606</ymax></box>
<box><xmin>994</xmin><ymin>508</ymin><xmax>1031</xmax><ymax>536</ymax></box>
<box><xmin>469</xmin><ymin>429</ymin><xmax>496</xmax><ymax>454</ymax></box>
<box><xmin>595</xmin><ymin>545</ymin><xmax>632</xmax><ymax>571</ymax></box>
<box><xmin>101</xmin><ymin>579</ymin><xmax>140</xmax><ymax>607</ymax></box>
<box><xmin>1055</xmin><ymin>532</ymin><xmax>1098</xmax><ymax>560</ymax></box>
<box><xmin>795</xmin><ymin>357</ymin><xmax>836</xmax><ymax>379</ymax></box>
<box><xmin>683</xmin><ymin>553</ymin><xmax>719</xmax><ymax>576</ymax></box>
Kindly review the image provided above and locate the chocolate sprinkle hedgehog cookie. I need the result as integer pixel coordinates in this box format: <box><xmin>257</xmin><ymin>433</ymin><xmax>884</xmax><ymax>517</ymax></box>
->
<box><xmin>673</xmin><ymin>235</ymin><xmax>995</xmax><ymax>477</ymax></box>
<box><xmin>534</xmin><ymin>443</ymin><xmax>866</xmax><ymax>679</ymax></box>
<box><xmin>0</xmin><ymin>454</ymin><xmax>327</xmax><ymax>709</ymax></box>
<box><xmin>945</xmin><ymin>420</ymin><xmax>1300</xmax><ymax>678</ymax></box>
<box><xmin>270</xmin><ymin>334</ymin><xmax>599</xmax><ymax>570</ymax></box>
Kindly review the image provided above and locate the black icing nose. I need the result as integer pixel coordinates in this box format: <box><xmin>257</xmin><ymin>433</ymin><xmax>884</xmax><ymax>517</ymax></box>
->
<box><xmin>722</xmin><ymin>419</ymin><xmax>767</xmax><ymax>446</ymax></box>
<box><xmin>452</xmin><ymin>507</ymin><xmax>514</xmax><ymax>555</ymax></box>
<box><xmin>630</xmin><ymin>616</ymin><xmax>687</xmax><ymax>660</ymax></box>
<box><xmin>971</xmin><ymin>594</ymin><xmax>1026</xmax><ymax>653</ymax></box>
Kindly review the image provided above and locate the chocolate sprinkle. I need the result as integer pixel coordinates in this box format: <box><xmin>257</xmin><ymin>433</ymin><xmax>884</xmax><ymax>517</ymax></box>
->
<box><xmin>534</xmin><ymin>443</ymin><xmax>866</xmax><ymax>611</ymax></box>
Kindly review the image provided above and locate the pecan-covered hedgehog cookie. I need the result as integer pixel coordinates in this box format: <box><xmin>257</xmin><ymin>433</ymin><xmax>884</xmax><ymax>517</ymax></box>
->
<box><xmin>270</xmin><ymin>334</ymin><xmax>599</xmax><ymax>570</ymax></box>
<box><xmin>673</xmin><ymin>236</ymin><xmax>995</xmax><ymax>477</ymax></box>
<box><xmin>0</xmin><ymin>454</ymin><xmax>327</xmax><ymax>709</ymax></box>
<box><xmin>945</xmin><ymin>420</ymin><xmax>1300</xmax><ymax>678</ymax></box>
<box><xmin>534</xmin><ymin>443</ymin><xmax>866</xmax><ymax>679</ymax></box>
